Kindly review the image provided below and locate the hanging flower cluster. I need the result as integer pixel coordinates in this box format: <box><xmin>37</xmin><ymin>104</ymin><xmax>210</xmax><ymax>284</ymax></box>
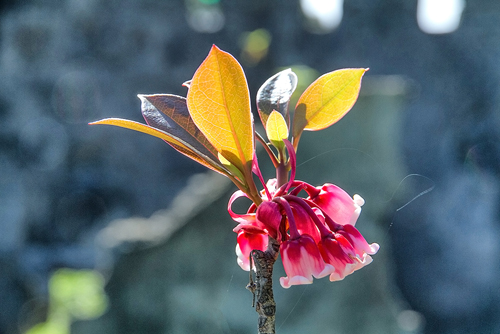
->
<box><xmin>231</xmin><ymin>177</ymin><xmax>379</xmax><ymax>288</ymax></box>
<box><xmin>90</xmin><ymin>45</ymin><xmax>378</xmax><ymax>289</ymax></box>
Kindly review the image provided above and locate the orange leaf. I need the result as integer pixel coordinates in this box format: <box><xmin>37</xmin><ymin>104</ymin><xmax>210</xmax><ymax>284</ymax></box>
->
<box><xmin>292</xmin><ymin>68</ymin><xmax>366</xmax><ymax>148</ymax></box>
<box><xmin>187</xmin><ymin>45</ymin><xmax>254</xmax><ymax>174</ymax></box>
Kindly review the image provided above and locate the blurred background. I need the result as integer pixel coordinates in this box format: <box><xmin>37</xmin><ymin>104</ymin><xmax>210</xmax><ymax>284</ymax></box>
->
<box><xmin>1</xmin><ymin>0</ymin><xmax>500</xmax><ymax>333</ymax></box>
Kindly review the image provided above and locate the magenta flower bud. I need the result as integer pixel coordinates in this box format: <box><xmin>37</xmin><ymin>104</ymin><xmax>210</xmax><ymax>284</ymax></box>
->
<box><xmin>256</xmin><ymin>201</ymin><xmax>282</xmax><ymax>240</ymax></box>
<box><xmin>279</xmin><ymin>234</ymin><xmax>334</xmax><ymax>288</ymax></box>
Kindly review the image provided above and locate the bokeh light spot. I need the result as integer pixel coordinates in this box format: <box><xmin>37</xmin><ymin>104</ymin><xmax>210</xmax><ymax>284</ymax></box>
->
<box><xmin>417</xmin><ymin>0</ymin><xmax>465</xmax><ymax>34</ymax></box>
<box><xmin>397</xmin><ymin>309</ymin><xmax>425</xmax><ymax>332</ymax></box>
<box><xmin>186</xmin><ymin>3</ymin><xmax>225</xmax><ymax>33</ymax></box>
<box><xmin>300</xmin><ymin>0</ymin><xmax>343</xmax><ymax>33</ymax></box>
<box><xmin>240</xmin><ymin>29</ymin><xmax>271</xmax><ymax>66</ymax></box>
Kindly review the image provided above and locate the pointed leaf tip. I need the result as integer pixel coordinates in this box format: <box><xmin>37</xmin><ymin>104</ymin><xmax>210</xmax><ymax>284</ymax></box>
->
<box><xmin>91</xmin><ymin>94</ymin><xmax>232</xmax><ymax>177</ymax></box>
<box><xmin>292</xmin><ymin>68</ymin><xmax>366</xmax><ymax>147</ymax></box>
<box><xmin>187</xmin><ymin>46</ymin><xmax>254</xmax><ymax>175</ymax></box>
<box><xmin>266</xmin><ymin>110</ymin><xmax>289</xmax><ymax>150</ymax></box>
<box><xmin>90</xmin><ymin>118</ymin><xmax>225</xmax><ymax>172</ymax></box>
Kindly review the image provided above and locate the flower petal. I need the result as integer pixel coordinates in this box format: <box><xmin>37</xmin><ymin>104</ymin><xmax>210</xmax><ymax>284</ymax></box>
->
<box><xmin>290</xmin><ymin>204</ymin><xmax>321</xmax><ymax>244</ymax></box>
<box><xmin>339</xmin><ymin>224</ymin><xmax>380</xmax><ymax>256</ymax></box>
<box><xmin>236</xmin><ymin>230</ymin><xmax>268</xmax><ymax>271</ymax></box>
<box><xmin>319</xmin><ymin>229</ymin><xmax>378</xmax><ymax>281</ymax></box>
<box><xmin>279</xmin><ymin>235</ymin><xmax>332</xmax><ymax>288</ymax></box>
<box><xmin>310</xmin><ymin>184</ymin><xmax>363</xmax><ymax>226</ymax></box>
<box><xmin>318</xmin><ymin>235</ymin><xmax>355</xmax><ymax>269</ymax></box>
<box><xmin>329</xmin><ymin>254</ymin><xmax>373</xmax><ymax>282</ymax></box>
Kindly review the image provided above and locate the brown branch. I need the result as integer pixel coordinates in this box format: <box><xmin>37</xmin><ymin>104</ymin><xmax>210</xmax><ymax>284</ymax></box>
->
<box><xmin>249</xmin><ymin>237</ymin><xmax>280</xmax><ymax>334</ymax></box>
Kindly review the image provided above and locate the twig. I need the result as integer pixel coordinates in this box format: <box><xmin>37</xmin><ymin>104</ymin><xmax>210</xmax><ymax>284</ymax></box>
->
<box><xmin>249</xmin><ymin>237</ymin><xmax>280</xmax><ymax>334</ymax></box>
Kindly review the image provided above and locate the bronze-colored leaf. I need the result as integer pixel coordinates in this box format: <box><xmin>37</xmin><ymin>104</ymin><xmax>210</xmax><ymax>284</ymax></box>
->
<box><xmin>256</xmin><ymin>68</ymin><xmax>297</xmax><ymax>130</ymax></box>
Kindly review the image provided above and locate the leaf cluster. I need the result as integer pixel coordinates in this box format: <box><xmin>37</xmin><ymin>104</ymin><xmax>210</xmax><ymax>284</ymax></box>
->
<box><xmin>90</xmin><ymin>46</ymin><xmax>366</xmax><ymax>204</ymax></box>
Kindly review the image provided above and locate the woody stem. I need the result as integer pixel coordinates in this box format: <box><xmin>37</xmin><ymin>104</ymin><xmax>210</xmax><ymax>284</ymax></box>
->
<box><xmin>250</xmin><ymin>237</ymin><xmax>279</xmax><ymax>334</ymax></box>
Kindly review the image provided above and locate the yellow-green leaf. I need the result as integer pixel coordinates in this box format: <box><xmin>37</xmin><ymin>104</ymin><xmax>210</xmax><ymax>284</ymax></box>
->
<box><xmin>266</xmin><ymin>110</ymin><xmax>288</xmax><ymax>150</ymax></box>
<box><xmin>186</xmin><ymin>45</ymin><xmax>254</xmax><ymax>175</ymax></box>
<box><xmin>218</xmin><ymin>152</ymin><xmax>245</xmax><ymax>183</ymax></box>
<box><xmin>89</xmin><ymin>118</ymin><xmax>229</xmax><ymax>175</ymax></box>
<box><xmin>292</xmin><ymin>68</ymin><xmax>367</xmax><ymax>147</ymax></box>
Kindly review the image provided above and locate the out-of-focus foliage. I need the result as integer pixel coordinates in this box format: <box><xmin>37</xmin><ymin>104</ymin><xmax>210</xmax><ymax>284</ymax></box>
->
<box><xmin>26</xmin><ymin>269</ymin><xmax>108</xmax><ymax>334</ymax></box>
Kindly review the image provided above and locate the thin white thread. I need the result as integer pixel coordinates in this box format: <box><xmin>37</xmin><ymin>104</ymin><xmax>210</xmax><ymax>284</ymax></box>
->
<box><xmin>385</xmin><ymin>174</ymin><xmax>435</xmax><ymax>234</ymax></box>
<box><xmin>296</xmin><ymin>147</ymin><xmax>435</xmax><ymax>226</ymax></box>
<box><xmin>395</xmin><ymin>174</ymin><xmax>435</xmax><ymax>212</ymax></box>
<box><xmin>277</xmin><ymin>285</ymin><xmax>308</xmax><ymax>331</ymax></box>
<box><xmin>221</xmin><ymin>272</ymin><xmax>234</xmax><ymax>305</ymax></box>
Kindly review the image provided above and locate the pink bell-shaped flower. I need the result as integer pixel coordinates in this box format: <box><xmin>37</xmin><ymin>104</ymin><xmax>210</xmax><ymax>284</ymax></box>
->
<box><xmin>310</xmin><ymin>184</ymin><xmax>365</xmax><ymax>226</ymax></box>
<box><xmin>337</xmin><ymin>223</ymin><xmax>380</xmax><ymax>257</ymax></box>
<box><xmin>291</xmin><ymin>203</ymin><xmax>322</xmax><ymax>244</ymax></box>
<box><xmin>235</xmin><ymin>229</ymin><xmax>268</xmax><ymax>271</ymax></box>
<box><xmin>318</xmin><ymin>231</ymin><xmax>378</xmax><ymax>281</ymax></box>
<box><xmin>279</xmin><ymin>234</ymin><xmax>334</xmax><ymax>288</ymax></box>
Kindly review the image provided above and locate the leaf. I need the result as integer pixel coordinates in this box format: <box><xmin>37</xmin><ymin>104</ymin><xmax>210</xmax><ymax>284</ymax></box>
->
<box><xmin>218</xmin><ymin>152</ymin><xmax>245</xmax><ymax>182</ymax></box>
<box><xmin>139</xmin><ymin>94</ymin><xmax>219</xmax><ymax>159</ymax></box>
<box><xmin>187</xmin><ymin>45</ymin><xmax>254</xmax><ymax>175</ymax></box>
<box><xmin>89</xmin><ymin>118</ymin><xmax>229</xmax><ymax>175</ymax></box>
<box><xmin>256</xmin><ymin>68</ymin><xmax>297</xmax><ymax>130</ymax></box>
<box><xmin>266</xmin><ymin>110</ymin><xmax>289</xmax><ymax>150</ymax></box>
<box><xmin>292</xmin><ymin>68</ymin><xmax>367</xmax><ymax>147</ymax></box>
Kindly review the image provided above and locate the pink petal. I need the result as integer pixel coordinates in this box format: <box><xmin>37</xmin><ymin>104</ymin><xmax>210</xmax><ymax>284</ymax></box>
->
<box><xmin>279</xmin><ymin>235</ymin><xmax>332</xmax><ymax>288</ymax></box>
<box><xmin>319</xmin><ymin>229</ymin><xmax>378</xmax><ymax>281</ymax></box>
<box><xmin>233</xmin><ymin>224</ymin><xmax>266</xmax><ymax>234</ymax></box>
<box><xmin>228</xmin><ymin>190</ymin><xmax>269</xmax><ymax>231</ymax></box>
<box><xmin>291</xmin><ymin>204</ymin><xmax>321</xmax><ymax>244</ymax></box>
<box><xmin>329</xmin><ymin>254</ymin><xmax>374</xmax><ymax>281</ymax></box>
<box><xmin>236</xmin><ymin>230</ymin><xmax>268</xmax><ymax>271</ymax></box>
<box><xmin>311</xmin><ymin>184</ymin><xmax>363</xmax><ymax>226</ymax></box>
<box><xmin>339</xmin><ymin>224</ymin><xmax>380</xmax><ymax>256</ymax></box>
<box><xmin>318</xmin><ymin>236</ymin><xmax>355</xmax><ymax>271</ymax></box>
<box><xmin>279</xmin><ymin>275</ymin><xmax>313</xmax><ymax>288</ymax></box>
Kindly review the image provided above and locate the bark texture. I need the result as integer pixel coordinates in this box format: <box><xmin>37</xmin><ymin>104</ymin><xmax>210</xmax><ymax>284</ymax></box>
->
<box><xmin>248</xmin><ymin>238</ymin><xmax>280</xmax><ymax>334</ymax></box>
